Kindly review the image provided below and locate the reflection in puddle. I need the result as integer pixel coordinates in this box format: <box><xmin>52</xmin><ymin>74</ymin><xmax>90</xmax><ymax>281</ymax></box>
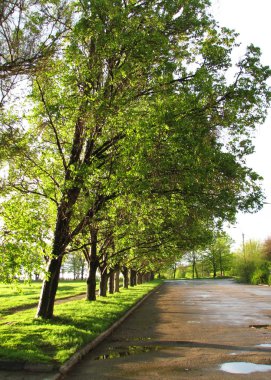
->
<box><xmin>187</xmin><ymin>321</ymin><xmax>200</xmax><ymax>324</ymax></box>
<box><xmin>249</xmin><ymin>324</ymin><xmax>270</xmax><ymax>329</ymax></box>
<box><xmin>94</xmin><ymin>345</ymin><xmax>162</xmax><ymax>360</ymax></box>
<box><xmin>257</xmin><ymin>343</ymin><xmax>271</xmax><ymax>348</ymax></box>
<box><xmin>130</xmin><ymin>337</ymin><xmax>152</xmax><ymax>341</ymax></box>
<box><xmin>220</xmin><ymin>362</ymin><xmax>271</xmax><ymax>374</ymax></box>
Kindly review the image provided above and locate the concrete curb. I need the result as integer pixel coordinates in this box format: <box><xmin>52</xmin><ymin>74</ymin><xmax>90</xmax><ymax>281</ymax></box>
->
<box><xmin>0</xmin><ymin>360</ymin><xmax>57</xmax><ymax>373</ymax></box>
<box><xmin>56</xmin><ymin>283</ymin><xmax>163</xmax><ymax>379</ymax></box>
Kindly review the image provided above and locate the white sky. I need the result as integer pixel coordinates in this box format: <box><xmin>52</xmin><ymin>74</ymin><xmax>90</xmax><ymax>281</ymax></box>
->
<box><xmin>211</xmin><ymin>0</ymin><xmax>271</xmax><ymax>249</ymax></box>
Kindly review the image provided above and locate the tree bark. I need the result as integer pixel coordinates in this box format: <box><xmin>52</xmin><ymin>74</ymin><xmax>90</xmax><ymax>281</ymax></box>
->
<box><xmin>213</xmin><ymin>263</ymin><xmax>217</xmax><ymax>278</ymax></box>
<box><xmin>137</xmin><ymin>272</ymin><xmax>143</xmax><ymax>284</ymax></box>
<box><xmin>99</xmin><ymin>269</ymin><xmax>108</xmax><ymax>297</ymax></box>
<box><xmin>36</xmin><ymin>255</ymin><xmax>63</xmax><ymax>318</ymax></box>
<box><xmin>130</xmin><ymin>269</ymin><xmax>137</xmax><ymax>287</ymax></box>
<box><xmin>122</xmin><ymin>266</ymin><xmax>129</xmax><ymax>288</ymax></box>
<box><xmin>86</xmin><ymin>228</ymin><xmax>99</xmax><ymax>301</ymax></box>
<box><xmin>80</xmin><ymin>258</ymin><xmax>85</xmax><ymax>280</ymax></box>
<box><xmin>114</xmin><ymin>269</ymin><xmax>120</xmax><ymax>292</ymax></box>
<box><xmin>108</xmin><ymin>270</ymin><xmax>115</xmax><ymax>294</ymax></box>
<box><xmin>36</xmin><ymin>181</ymin><xmax>81</xmax><ymax>318</ymax></box>
<box><xmin>86</xmin><ymin>261</ymin><xmax>98</xmax><ymax>300</ymax></box>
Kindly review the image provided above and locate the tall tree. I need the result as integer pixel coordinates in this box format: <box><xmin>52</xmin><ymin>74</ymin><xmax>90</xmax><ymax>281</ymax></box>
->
<box><xmin>1</xmin><ymin>0</ymin><xmax>270</xmax><ymax>319</ymax></box>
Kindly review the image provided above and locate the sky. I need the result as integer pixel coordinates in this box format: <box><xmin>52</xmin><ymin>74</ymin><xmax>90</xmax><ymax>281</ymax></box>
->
<box><xmin>211</xmin><ymin>0</ymin><xmax>271</xmax><ymax>249</ymax></box>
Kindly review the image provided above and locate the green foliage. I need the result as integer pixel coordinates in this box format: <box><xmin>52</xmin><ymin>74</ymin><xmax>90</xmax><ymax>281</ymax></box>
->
<box><xmin>0</xmin><ymin>194</ymin><xmax>53</xmax><ymax>282</ymax></box>
<box><xmin>231</xmin><ymin>240</ymin><xmax>270</xmax><ymax>285</ymax></box>
<box><xmin>1</xmin><ymin>0</ymin><xmax>271</xmax><ymax>316</ymax></box>
<box><xmin>251</xmin><ymin>264</ymin><xmax>270</xmax><ymax>285</ymax></box>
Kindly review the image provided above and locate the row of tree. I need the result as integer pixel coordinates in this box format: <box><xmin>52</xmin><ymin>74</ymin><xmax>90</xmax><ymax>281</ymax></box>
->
<box><xmin>0</xmin><ymin>1</ymin><xmax>270</xmax><ymax>319</ymax></box>
<box><xmin>166</xmin><ymin>235</ymin><xmax>271</xmax><ymax>284</ymax></box>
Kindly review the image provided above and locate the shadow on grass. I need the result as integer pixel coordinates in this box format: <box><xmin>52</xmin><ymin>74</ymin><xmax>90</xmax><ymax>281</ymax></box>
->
<box><xmin>0</xmin><ymin>281</ymin><xmax>162</xmax><ymax>364</ymax></box>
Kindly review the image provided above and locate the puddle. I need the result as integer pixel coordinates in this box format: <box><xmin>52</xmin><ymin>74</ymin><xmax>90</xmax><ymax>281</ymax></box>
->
<box><xmin>257</xmin><ymin>343</ymin><xmax>271</xmax><ymax>348</ymax></box>
<box><xmin>130</xmin><ymin>337</ymin><xmax>152</xmax><ymax>341</ymax></box>
<box><xmin>187</xmin><ymin>321</ymin><xmax>200</xmax><ymax>324</ymax></box>
<box><xmin>249</xmin><ymin>324</ymin><xmax>270</xmax><ymax>329</ymax></box>
<box><xmin>220</xmin><ymin>362</ymin><xmax>271</xmax><ymax>374</ymax></box>
<box><xmin>94</xmin><ymin>345</ymin><xmax>162</xmax><ymax>360</ymax></box>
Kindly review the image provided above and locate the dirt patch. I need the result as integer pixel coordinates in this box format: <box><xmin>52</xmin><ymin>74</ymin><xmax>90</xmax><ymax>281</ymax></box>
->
<box><xmin>1</xmin><ymin>292</ymin><xmax>87</xmax><ymax>319</ymax></box>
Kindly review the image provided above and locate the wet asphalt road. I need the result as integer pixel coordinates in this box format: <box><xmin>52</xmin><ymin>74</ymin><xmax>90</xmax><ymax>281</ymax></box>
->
<box><xmin>64</xmin><ymin>279</ymin><xmax>271</xmax><ymax>380</ymax></box>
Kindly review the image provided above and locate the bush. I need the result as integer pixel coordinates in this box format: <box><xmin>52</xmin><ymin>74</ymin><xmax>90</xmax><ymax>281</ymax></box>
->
<box><xmin>234</xmin><ymin>259</ymin><xmax>256</xmax><ymax>283</ymax></box>
<box><xmin>251</xmin><ymin>266</ymin><xmax>270</xmax><ymax>285</ymax></box>
<box><xmin>233</xmin><ymin>256</ymin><xmax>270</xmax><ymax>285</ymax></box>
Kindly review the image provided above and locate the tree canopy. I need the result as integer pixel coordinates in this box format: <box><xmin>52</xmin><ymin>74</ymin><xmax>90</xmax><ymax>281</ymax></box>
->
<box><xmin>0</xmin><ymin>0</ymin><xmax>270</xmax><ymax>318</ymax></box>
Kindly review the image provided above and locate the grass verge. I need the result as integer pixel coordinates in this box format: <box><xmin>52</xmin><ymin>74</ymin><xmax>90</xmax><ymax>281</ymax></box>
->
<box><xmin>0</xmin><ymin>281</ymin><xmax>88</xmax><ymax>317</ymax></box>
<box><xmin>0</xmin><ymin>280</ymin><xmax>162</xmax><ymax>365</ymax></box>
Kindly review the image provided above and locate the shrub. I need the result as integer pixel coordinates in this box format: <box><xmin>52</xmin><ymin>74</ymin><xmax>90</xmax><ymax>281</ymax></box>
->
<box><xmin>251</xmin><ymin>265</ymin><xmax>270</xmax><ymax>285</ymax></box>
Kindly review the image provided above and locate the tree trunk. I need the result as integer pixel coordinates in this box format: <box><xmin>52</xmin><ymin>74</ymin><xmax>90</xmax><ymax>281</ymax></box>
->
<box><xmin>122</xmin><ymin>266</ymin><xmax>129</xmax><ymax>288</ymax></box>
<box><xmin>114</xmin><ymin>269</ymin><xmax>120</xmax><ymax>292</ymax></box>
<box><xmin>86</xmin><ymin>228</ymin><xmax>99</xmax><ymax>301</ymax></box>
<box><xmin>36</xmin><ymin>255</ymin><xmax>63</xmax><ymax>318</ymax></box>
<box><xmin>108</xmin><ymin>271</ymin><xmax>115</xmax><ymax>294</ymax></box>
<box><xmin>86</xmin><ymin>261</ymin><xmax>98</xmax><ymax>300</ymax></box>
<box><xmin>213</xmin><ymin>264</ymin><xmax>217</xmax><ymax>278</ymax></box>
<box><xmin>36</xmin><ymin>187</ymin><xmax>81</xmax><ymax>318</ymax></box>
<box><xmin>99</xmin><ymin>269</ymin><xmax>108</xmax><ymax>297</ymax></box>
<box><xmin>130</xmin><ymin>269</ymin><xmax>137</xmax><ymax>286</ymax></box>
<box><xmin>173</xmin><ymin>263</ymin><xmax>177</xmax><ymax>279</ymax></box>
<box><xmin>219</xmin><ymin>252</ymin><xmax>223</xmax><ymax>277</ymax></box>
<box><xmin>150</xmin><ymin>272</ymin><xmax>154</xmax><ymax>281</ymax></box>
<box><xmin>192</xmin><ymin>260</ymin><xmax>195</xmax><ymax>279</ymax></box>
<box><xmin>195</xmin><ymin>264</ymin><xmax>199</xmax><ymax>279</ymax></box>
<box><xmin>192</xmin><ymin>253</ymin><xmax>198</xmax><ymax>279</ymax></box>
<box><xmin>81</xmin><ymin>259</ymin><xmax>85</xmax><ymax>280</ymax></box>
<box><xmin>137</xmin><ymin>272</ymin><xmax>143</xmax><ymax>284</ymax></box>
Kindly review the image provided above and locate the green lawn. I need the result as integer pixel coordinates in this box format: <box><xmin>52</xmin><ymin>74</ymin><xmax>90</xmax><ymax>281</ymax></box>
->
<box><xmin>0</xmin><ymin>280</ymin><xmax>162</xmax><ymax>365</ymax></box>
<box><xmin>0</xmin><ymin>281</ymin><xmax>87</xmax><ymax>317</ymax></box>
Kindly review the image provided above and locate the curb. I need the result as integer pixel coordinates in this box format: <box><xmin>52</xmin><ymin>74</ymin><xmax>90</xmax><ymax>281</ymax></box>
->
<box><xmin>56</xmin><ymin>283</ymin><xmax>163</xmax><ymax>378</ymax></box>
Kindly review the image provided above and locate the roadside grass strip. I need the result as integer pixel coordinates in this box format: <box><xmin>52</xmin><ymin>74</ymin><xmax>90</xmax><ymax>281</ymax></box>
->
<box><xmin>0</xmin><ymin>281</ymin><xmax>87</xmax><ymax>317</ymax></box>
<box><xmin>0</xmin><ymin>280</ymin><xmax>161</xmax><ymax>365</ymax></box>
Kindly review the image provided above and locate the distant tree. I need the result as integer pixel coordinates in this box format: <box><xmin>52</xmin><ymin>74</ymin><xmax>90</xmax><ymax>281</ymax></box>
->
<box><xmin>262</xmin><ymin>237</ymin><xmax>271</xmax><ymax>261</ymax></box>
<box><xmin>62</xmin><ymin>252</ymin><xmax>86</xmax><ymax>280</ymax></box>
<box><xmin>232</xmin><ymin>240</ymin><xmax>269</xmax><ymax>284</ymax></box>
<box><xmin>203</xmin><ymin>233</ymin><xmax>232</xmax><ymax>278</ymax></box>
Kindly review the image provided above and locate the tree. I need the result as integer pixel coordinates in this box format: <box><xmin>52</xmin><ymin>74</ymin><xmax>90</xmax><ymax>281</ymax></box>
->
<box><xmin>203</xmin><ymin>233</ymin><xmax>232</xmax><ymax>278</ymax></box>
<box><xmin>1</xmin><ymin>0</ymin><xmax>270</xmax><ymax>320</ymax></box>
<box><xmin>262</xmin><ymin>237</ymin><xmax>271</xmax><ymax>261</ymax></box>
<box><xmin>232</xmin><ymin>240</ymin><xmax>269</xmax><ymax>284</ymax></box>
<box><xmin>62</xmin><ymin>252</ymin><xmax>86</xmax><ymax>280</ymax></box>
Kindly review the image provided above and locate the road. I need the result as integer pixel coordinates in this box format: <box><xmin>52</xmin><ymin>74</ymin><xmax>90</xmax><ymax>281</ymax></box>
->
<box><xmin>64</xmin><ymin>279</ymin><xmax>271</xmax><ymax>380</ymax></box>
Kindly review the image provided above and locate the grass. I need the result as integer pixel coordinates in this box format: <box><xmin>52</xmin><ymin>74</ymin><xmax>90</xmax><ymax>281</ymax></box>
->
<box><xmin>0</xmin><ymin>280</ymin><xmax>162</xmax><ymax>365</ymax></box>
<box><xmin>0</xmin><ymin>281</ymin><xmax>87</xmax><ymax>317</ymax></box>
